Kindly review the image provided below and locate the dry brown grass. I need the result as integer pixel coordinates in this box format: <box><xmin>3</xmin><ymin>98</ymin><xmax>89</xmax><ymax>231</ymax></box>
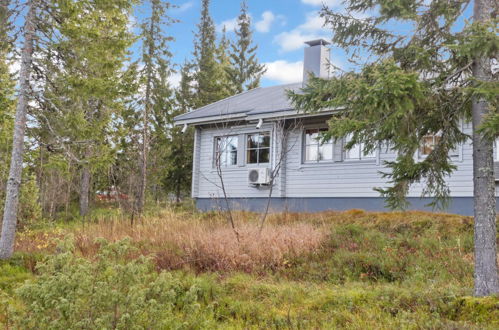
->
<box><xmin>13</xmin><ymin>208</ymin><xmax>473</xmax><ymax>273</ymax></box>
<box><xmin>69</xmin><ymin>209</ymin><xmax>328</xmax><ymax>273</ymax></box>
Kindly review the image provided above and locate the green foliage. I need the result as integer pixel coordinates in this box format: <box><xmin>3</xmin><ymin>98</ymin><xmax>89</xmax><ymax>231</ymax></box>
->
<box><xmin>289</xmin><ymin>0</ymin><xmax>498</xmax><ymax>209</ymax></box>
<box><xmin>2</xmin><ymin>210</ymin><xmax>498</xmax><ymax>328</ymax></box>
<box><xmin>14</xmin><ymin>239</ymin><xmax>218</xmax><ymax>329</ymax></box>
<box><xmin>227</xmin><ymin>0</ymin><xmax>266</xmax><ymax>93</ymax></box>
<box><xmin>18</xmin><ymin>174</ymin><xmax>42</xmax><ymax>227</ymax></box>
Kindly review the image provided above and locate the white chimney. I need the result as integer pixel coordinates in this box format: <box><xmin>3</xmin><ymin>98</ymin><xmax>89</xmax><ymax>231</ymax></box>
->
<box><xmin>302</xmin><ymin>39</ymin><xmax>331</xmax><ymax>85</ymax></box>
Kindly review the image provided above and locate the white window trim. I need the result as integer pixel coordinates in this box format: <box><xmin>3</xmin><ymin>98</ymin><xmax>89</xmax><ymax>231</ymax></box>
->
<box><xmin>302</xmin><ymin>128</ymin><xmax>335</xmax><ymax>164</ymax></box>
<box><xmin>245</xmin><ymin>131</ymin><xmax>272</xmax><ymax>166</ymax></box>
<box><xmin>343</xmin><ymin>135</ymin><xmax>378</xmax><ymax>162</ymax></box>
<box><xmin>213</xmin><ymin>134</ymin><xmax>239</xmax><ymax>168</ymax></box>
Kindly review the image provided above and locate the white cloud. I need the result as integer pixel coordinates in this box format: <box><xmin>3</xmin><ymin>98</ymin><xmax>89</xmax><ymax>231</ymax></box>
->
<box><xmin>255</xmin><ymin>11</ymin><xmax>275</xmax><ymax>33</ymax></box>
<box><xmin>263</xmin><ymin>60</ymin><xmax>303</xmax><ymax>84</ymax></box>
<box><xmin>274</xmin><ymin>12</ymin><xmax>329</xmax><ymax>52</ymax></box>
<box><xmin>216</xmin><ymin>16</ymin><xmax>239</xmax><ymax>33</ymax></box>
<box><xmin>174</xmin><ymin>1</ymin><xmax>194</xmax><ymax>13</ymax></box>
<box><xmin>301</xmin><ymin>0</ymin><xmax>343</xmax><ymax>6</ymax></box>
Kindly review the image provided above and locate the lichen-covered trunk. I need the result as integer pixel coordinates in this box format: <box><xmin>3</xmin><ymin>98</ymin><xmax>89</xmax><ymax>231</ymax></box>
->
<box><xmin>471</xmin><ymin>0</ymin><xmax>499</xmax><ymax>297</ymax></box>
<box><xmin>79</xmin><ymin>165</ymin><xmax>91</xmax><ymax>217</ymax></box>
<box><xmin>0</xmin><ymin>0</ymin><xmax>35</xmax><ymax>259</ymax></box>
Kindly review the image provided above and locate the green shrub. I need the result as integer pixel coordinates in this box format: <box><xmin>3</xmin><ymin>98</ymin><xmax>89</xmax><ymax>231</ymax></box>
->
<box><xmin>13</xmin><ymin>239</ymin><xmax>218</xmax><ymax>329</ymax></box>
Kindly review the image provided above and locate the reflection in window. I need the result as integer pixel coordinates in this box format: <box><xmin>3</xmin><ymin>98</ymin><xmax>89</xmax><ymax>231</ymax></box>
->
<box><xmin>247</xmin><ymin>132</ymin><xmax>270</xmax><ymax>164</ymax></box>
<box><xmin>419</xmin><ymin>134</ymin><xmax>459</xmax><ymax>158</ymax></box>
<box><xmin>215</xmin><ymin>135</ymin><xmax>238</xmax><ymax>167</ymax></box>
<box><xmin>344</xmin><ymin>134</ymin><xmax>376</xmax><ymax>160</ymax></box>
<box><xmin>304</xmin><ymin>128</ymin><xmax>333</xmax><ymax>162</ymax></box>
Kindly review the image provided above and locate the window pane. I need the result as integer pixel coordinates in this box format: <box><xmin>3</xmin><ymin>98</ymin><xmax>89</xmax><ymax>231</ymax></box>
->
<box><xmin>305</xmin><ymin>145</ymin><xmax>318</xmax><ymax>161</ymax></box>
<box><xmin>319</xmin><ymin>143</ymin><xmax>333</xmax><ymax>161</ymax></box>
<box><xmin>361</xmin><ymin>143</ymin><xmax>376</xmax><ymax>159</ymax></box>
<box><xmin>260</xmin><ymin>133</ymin><xmax>270</xmax><ymax>148</ymax></box>
<box><xmin>305</xmin><ymin>129</ymin><xmax>319</xmax><ymax>144</ymax></box>
<box><xmin>259</xmin><ymin>148</ymin><xmax>270</xmax><ymax>163</ymax></box>
<box><xmin>229</xmin><ymin>151</ymin><xmax>237</xmax><ymax>165</ymax></box>
<box><xmin>419</xmin><ymin>135</ymin><xmax>435</xmax><ymax>156</ymax></box>
<box><xmin>216</xmin><ymin>136</ymin><xmax>238</xmax><ymax>166</ymax></box>
<box><xmin>247</xmin><ymin>149</ymin><xmax>258</xmax><ymax>163</ymax></box>
<box><xmin>247</xmin><ymin>134</ymin><xmax>259</xmax><ymax>149</ymax></box>
<box><xmin>346</xmin><ymin>143</ymin><xmax>361</xmax><ymax>159</ymax></box>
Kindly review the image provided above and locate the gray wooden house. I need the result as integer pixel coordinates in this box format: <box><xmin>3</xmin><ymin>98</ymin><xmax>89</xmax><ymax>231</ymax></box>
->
<box><xmin>175</xmin><ymin>39</ymin><xmax>491</xmax><ymax>215</ymax></box>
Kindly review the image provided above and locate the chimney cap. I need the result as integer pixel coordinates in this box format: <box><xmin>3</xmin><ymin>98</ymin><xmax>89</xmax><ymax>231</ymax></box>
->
<box><xmin>304</xmin><ymin>39</ymin><xmax>330</xmax><ymax>47</ymax></box>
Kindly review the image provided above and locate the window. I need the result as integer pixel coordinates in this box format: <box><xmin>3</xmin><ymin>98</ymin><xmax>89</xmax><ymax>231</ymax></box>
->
<box><xmin>419</xmin><ymin>134</ymin><xmax>459</xmax><ymax>158</ymax></box>
<box><xmin>304</xmin><ymin>128</ymin><xmax>333</xmax><ymax>162</ymax></box>
<box><xmin>495</xmin><ymin>139</ymin><xmax>499</xmax><ymax>161</ymax></box>
<box><xmin>247</xmin><ymin>132</ymin><xmax>270</xmax><ymax>164</ymax></box>
<box><xmin>215</xmin><ymin>135</ymin><xmax>238</xmax><ymax>167</ymax></box>
<box><xmin>344</xmin><ymin>134</ymin><xmax>376</xmax><ymax>160</ymax></box>
<box><xmin>419</xmin><ymin>135</ymin><xmax>441</xmax><ymax>157</ymax></box>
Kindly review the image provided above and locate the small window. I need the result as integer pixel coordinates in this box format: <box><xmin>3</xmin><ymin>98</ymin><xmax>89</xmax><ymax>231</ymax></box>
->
<box><xmin>344</xmin><ymin>134</ymin><xmax>376</xmax><ymax>160</ymax></box>
<box><xmin>304</xmin><ymin>128</ymin><xmax>333</xmax><ymax>162</ymax></box>
<box><xmin>247</xmin><ymin>132</ymin><xmax>270</xmax><ymax>164</ymax></box>
<box><xmin>215</xmin><ymin>135</ymin><xmax>238</xmax><ymax>167</ymax></box>
<box><xmin>419</xmin><ymin>134</ymin><xmax>459</xmax><ymax>159</ymax></box>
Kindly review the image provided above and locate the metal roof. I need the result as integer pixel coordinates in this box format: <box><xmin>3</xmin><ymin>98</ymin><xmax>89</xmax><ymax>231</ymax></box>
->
<box><xmin>174</xmin><ymin>82</ymin><xmax>303</xmax><ymax>125</ymax></box>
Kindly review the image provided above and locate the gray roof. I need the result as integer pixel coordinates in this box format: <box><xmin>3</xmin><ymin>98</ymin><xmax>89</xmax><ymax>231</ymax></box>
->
<box><xmin>174</xmin><ymin>83</ymin><xmax>303</xmax><ymax>125</ymax></box>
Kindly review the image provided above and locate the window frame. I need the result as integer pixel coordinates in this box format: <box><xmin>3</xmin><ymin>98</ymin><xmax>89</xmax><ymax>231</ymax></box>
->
<box><xmin>343</xmin><ymin>134</ymin><xmax>377</xmax><ymax>161</ymax></box>
<box><xmin>213</xmin><ymin>134</ymin><xmax>239</xmax><ymax>168</ymax></box>
<box><xmin>246</xmin><ymin>131</ymin><xmax>271</xmax><ymax>165</ymax></box>
<box><xmin>302</xmin><ymin>128</ymin><xmax>334</xmax><ymax>163</ymax></box>
<box><xmin>417</xmin><ymin>133</ymin><xmax>460</xmax><ymax>160</ymax></box>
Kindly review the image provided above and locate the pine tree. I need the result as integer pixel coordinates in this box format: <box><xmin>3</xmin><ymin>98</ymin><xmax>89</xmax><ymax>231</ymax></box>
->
<box><xmin>136</xmin><ymin>0</ymin><xmax>175</xmax><ymax>214</ymax></box>
<box><xmin>289</xmin><ymin>0</ymin><xmax>498</xmax><ymax>296</ymax></box>
<box><xmin>228</xmin><ymin>0</ymin><xmax>266</xmax><ymax>93</ymax></box>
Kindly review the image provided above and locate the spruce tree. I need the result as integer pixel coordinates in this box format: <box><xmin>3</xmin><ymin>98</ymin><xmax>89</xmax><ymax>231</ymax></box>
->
<box><xmin>162</xmin><ymin>62</ymin><xmax>195</xmax><ymax>202</ymax></box>
<box><xmin>193</xmin><ymin>0</ymin><xmax>225</xmax><ymax>107</ymax></box>
<box><xmin>136</xmin><ymin>0</ymin><xmax>175</xmax><ymax>214</ymax></box>
<box><xmin>35</xmin><ymin>0</ymin><xmax>136</xmax><ymax>217</ymax></box>
<box><xmin>289</xmin><ymin>0</ymin><xmax>498</xmax><ymax>296</ymax></box>
<box><xmin>228</xmin><ymin>0</ymin><xmax>266</xmax><ymax>93</ymax></box>
<box><xmin>216</xmin><ymin>26</ymin><xmax>235</xmax><ymax>98</ymax></box>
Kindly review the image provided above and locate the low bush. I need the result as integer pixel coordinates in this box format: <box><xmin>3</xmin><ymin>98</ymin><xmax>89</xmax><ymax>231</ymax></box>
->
<box><xmin>12</xmin><ymin>239</ymin><xmax>220</xmax><ymax>329</ymax></box>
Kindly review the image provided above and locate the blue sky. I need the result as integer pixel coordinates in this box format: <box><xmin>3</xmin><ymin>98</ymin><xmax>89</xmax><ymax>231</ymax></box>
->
<box><xmin>140</xmin><ymin>0</ymin><xmax>349</xmax><ymax>87</ymax></box>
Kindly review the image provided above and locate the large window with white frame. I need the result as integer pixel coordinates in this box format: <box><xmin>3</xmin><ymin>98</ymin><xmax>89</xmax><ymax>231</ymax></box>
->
<box><xmin>344</xmin><ymin>134</ymin><xmax>376</xmax><ymax>160</ymax></box>
<box><xmin>304</xmin><ymin>128</ymin><xmax>333</xmax><ymax>162</ymax></box>
<box><xmin>214</xmin><ymin>135</ymin><xmax>238</xmax><ymax>167</ymax></box>
<box><xmin>246</xmin><ymin>132</ymin><xmax>270</xmax><ymax>164</ymax></box>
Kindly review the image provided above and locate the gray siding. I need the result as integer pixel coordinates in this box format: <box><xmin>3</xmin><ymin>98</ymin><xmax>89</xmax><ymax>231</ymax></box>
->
<box><xmin>193</xmin><ymin>119</ymin><xmax>475</xmax><ymax>200</ymax></box>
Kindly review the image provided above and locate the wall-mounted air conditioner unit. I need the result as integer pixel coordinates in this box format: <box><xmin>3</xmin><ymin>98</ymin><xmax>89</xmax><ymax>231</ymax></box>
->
<box><xmin>248</xmin><ymin>168</ymin><xmax>271</xmax><ymax>185</ymax></box>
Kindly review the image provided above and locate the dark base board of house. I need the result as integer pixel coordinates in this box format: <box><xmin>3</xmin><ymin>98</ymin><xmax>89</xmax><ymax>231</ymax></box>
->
<box><xmin>195</xmin><ymin>197</ymin><xmax>499</xmax><ymax>216</ymax></box>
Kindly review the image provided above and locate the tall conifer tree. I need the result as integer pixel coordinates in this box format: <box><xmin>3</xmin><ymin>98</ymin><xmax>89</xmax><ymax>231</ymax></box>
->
<box><xmin>136</xmin><ymin>0</ymin><xmax>175</xmax><ymax>214</ymax></box>
<box><xmin>289</xmin><ymin>0</ymin><xmax>499</xmax><ymax>296</ymax></box>
<box><xmin>228</xmin><ymin>0</ymin><xmax>266</xmax><ymax>93</ymax></box>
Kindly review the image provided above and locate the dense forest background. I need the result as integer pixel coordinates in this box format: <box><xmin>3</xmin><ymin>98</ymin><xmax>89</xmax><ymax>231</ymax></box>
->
<box><xmin>0</xmin><ymin>0</ymin><xmax>266</xmax><ymax>224</ymax></box>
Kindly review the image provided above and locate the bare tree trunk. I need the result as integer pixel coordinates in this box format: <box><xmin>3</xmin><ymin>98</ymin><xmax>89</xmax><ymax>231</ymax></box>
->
<box><xmin>471</xmin><ymin>0</ymin><xmax>499</xmax><ymax>297</ymax></box>
<box><xmin>79</xmin><ymin>164</ymin><xmax>91</xmax><ymax>217</ymax></box>
<box><xmin>0</xmin><ymin>0</ymin><xmax>36</xmax><ymax>259</ymax></box>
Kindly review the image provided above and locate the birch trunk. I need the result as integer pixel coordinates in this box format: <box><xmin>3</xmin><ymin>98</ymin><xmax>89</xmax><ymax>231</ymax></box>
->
<box><xmin>0</xmin><ymin>0</ymin><xmax>36</xmax><ymax>259</ymax></box>
<box><xmin>79</xmin><ymin>164</ymin><xmax>91</xmax><ymax>217</ymax></box>
<box><xmin>471</xmin><ymin>0</ymin><xmax>499</xmax><ymax>297</ymax></box>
